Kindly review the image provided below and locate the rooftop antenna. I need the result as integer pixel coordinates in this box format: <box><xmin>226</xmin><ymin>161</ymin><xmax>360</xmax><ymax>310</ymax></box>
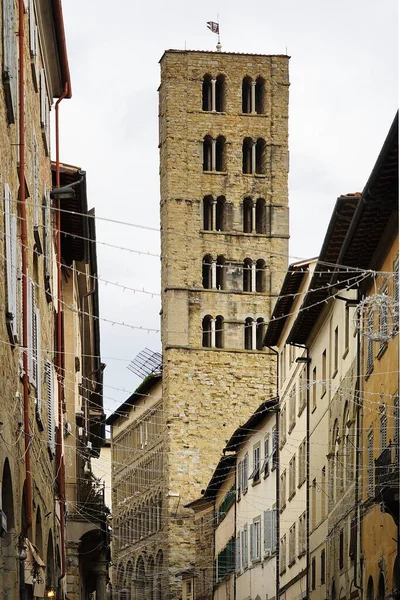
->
<box><xmin>216</xmin><ymin>14</ymin><xmax>221</xmax><ymax>52</ymax></box>
<box><xmin>128</xmin><ymin>348</ymin><xmax>163</xmax><ymax>380</ymax></box>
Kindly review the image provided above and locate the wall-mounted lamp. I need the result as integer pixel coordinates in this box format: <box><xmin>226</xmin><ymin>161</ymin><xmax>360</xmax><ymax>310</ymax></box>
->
<box><xmin>50</xmin><ymin>186</ymin><xmax>76</xmax><ymax>201</ymax></box>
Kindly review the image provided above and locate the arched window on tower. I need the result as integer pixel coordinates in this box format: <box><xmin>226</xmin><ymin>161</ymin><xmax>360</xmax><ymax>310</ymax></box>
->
<box><xmin>203</xmin><ymin>195</ymin><xmax>213</xmax><ymax>230</ymax></box>
<box><xmin>202</xmin><ymin>74</ymin><xmax>212</xmax><ymax>111</ymax></box>
<box><xmin>203</xmin><ymin>135</ymin><xmax>213</xmax><ymax>171</ymax></box>
<box><xmin>256</xmin><ymin>318</ymin><xmax>265</xmax><ymax>350</ymax></box>
<box><xmin>215</xmin><ymin>74</ymin><xmax>226</xmax><ymax>112</ymax></box>
<box><xmin>215</xmin><ymin>315</ymin><xmax>224</xmax><ymax>348</ymax></box>
<box><xmin>242</xmin><ymin>77</ymin><xmax>252</xmax><ymax>113</ymax></box>
<box><xmin>256</xmin><ymin>259</ymin><xmax>266</xmax><ymax>292</ymax></box>
<box><xmin>243</xmin><ymin>258</ymin><xmax>253</xmax><ymax>292</ymax></box>
<box><xmin>215</xmin><ymin>136</ymin><xmax>226</xmax><ymax>172</ymax></box>
<box><xmin>242</xmin><ymin>138</ymin><xmax>253</xmax><ymax>174</ymax></box>
<box><xmin>255</xmin><ymin>77</ymin><xmax>265</xmax><ymax>114</ymax></box>
<box><xmin>216</xmin><ymin>196</ymin><xmax>225</xmax><ymax>231</ymax></box>
<box><xmin>255</xmin><ymin>138</ymin><xmax>266</xmax><ymax>174</ymax></box>
<box><xmin>243</xmin><ymin>197</ymin><xmax>253</xmax><ymax>233</ymax></box>
<box><xmin>202</xmin><ymin>315</ymin><xmax>213</xmax><ymax>348</ymax></box>
<box><xmin>216</xmin><ymin>255</ymin><xmax>226</xmax><ymax>290</ymax></box>
<box><xmin>245</xmin><ymin>317</ymin><xmax>253</xmax><ymax>350</ymax></box>
<box><xmin>202</xmin><ymin>255</ymin><xmax>213</xmax><ymax>289</ymax></box>
<box><xmin>255</xmin><ymin>198</ymin><xmax>267</xmax><ymax>234</ymax></box>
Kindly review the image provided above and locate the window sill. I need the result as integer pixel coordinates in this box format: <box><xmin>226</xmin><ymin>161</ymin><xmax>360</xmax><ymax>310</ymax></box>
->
<box><xmin>202</xmin><ymin>170</ymin><xmax>228</xmax><ymax>176</ymax></box>
<box><xmin>263</xmin><ymin>471</ymin><xmax>270</xmax><ymax>480</ymax></box>
<box><xmin>297</xmin><ymin>479</ymin><xmax>306</xmax><ymax>489</ymax></box>
<box><xmin>241</xmin><ymin>112</ymin><xmax>267</xmax><ymax>117</ymax></box>
<box><xmin>252</xmin><ymin>478</ymin><xmax>261</xmax><ymax>487</ymax></box>
<box><xmin>201</xmin><ymin>110</ymin><xmax>227</xmax><ymax>115</ymax></box>
<box><xmin>311</xmin><ymin>406</ymin><xmax>317</xmax><ymax>414</ymax></box>
<box><xmin>288</xmin><ymin>423</ymin><xmax>295</xmax><ymax>434</ymax></box>
<box><xmin>288</xmin><ymin>559</ymin><xmax>296</xmax><ymax>568</ymax></box>
<box><xmin>242</xmin><ymin>173</ymin><xmax>267</xmax><ymax>178</ymax></box>
<box><xmin>280</xmin><ymin>503</ymin><xmax>286</xmax><ymax>512</ymax></box>
<box><xmin>297</xmin><ymin>404</ymin><xmax>306</xmax><ymax>417</ymax></box>
<box><xmin>332</xmin><ymin>368</ymin><xmax>338</xmax><ymax>379</ymax></box>
<box><xmin>321</xmin><ymin>389</ymin><xmax>326</xmax><ymax>399</ymax></box>
<box><xmin>365</xmin><ymin>367</ymin><xmax>374</xmax><ymax>381</ymax></box>
<box><xmin>342</xmin><ymin>347</ymin><xmax>349</xmax><ymax>360</ymax></box>
<box><xmin>251</xmin><ymin>557</ymin><xmax>261</xmax><ymax>564</ymax></box>
<box><xmin>297</xmin><ymin>551</ymin><xmax>306</xmax><ymax>559</ymax></box>
<box><xmin>288</xmin><ymin>491</ymin><xmax>296</xmax><ymax>502</ymax></box>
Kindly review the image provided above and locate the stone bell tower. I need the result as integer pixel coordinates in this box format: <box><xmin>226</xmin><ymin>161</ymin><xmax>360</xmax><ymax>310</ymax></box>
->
<box><xmin>159</xmin><ymin>49</ymin><xmax>289</xmax><ymax>594</ymax></box>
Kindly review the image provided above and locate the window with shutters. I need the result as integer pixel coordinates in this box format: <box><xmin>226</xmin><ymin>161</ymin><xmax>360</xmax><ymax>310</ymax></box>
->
<box><xmin>298</xmin><ymin>367</ymin><xmax>307</xmax><ymax>415</ymax></box>
<box><xmin>28</xmin><ymin>0</ymin><xmax>39</xmax><ymax>90</ymax></box>
<box><xmin>394</xmin><ymin>396</ymin><xmax>399</xmax><ymax>464</ymax></box>
<box><xmin>280</xmin><ymin>470</ymin><xmax>286</xmax><ymax>511</ymax></box>
<box><xmin>321</xmin><ymin>350</ymin><xmax>327</xmax><ymax>397</ymax></box>
<box><xmin>289</xmin><ymin>455</ymin><xmax>296</xmax><ymax>500</ymax></box>
<box><xmin>280</xmin><ymin>403</ymin><xmax>286</xmax><ymax>448</ymax></box>
<box><xmin>27</xmin><ymin>278</ymin><xmax>38</xmax><ymax>388</ymax></box>
<box><xmin>263</xmin><ymin>509</ymin><xmax>277</xmax><ymax>555</ymax></box>
<box><xmin>312</xmin><ymin>366</ymin><xmax>317</xmax><ymax>411</ymax></box>
<box><xmin>298</xmin><ymin>512</ymin><xmax>306</xmax><ymax>557</ymax></box>
<box><xmin>379</xmin><ymin>284</ymin><xmax>389</xmax><ymax>355</ymax></box>
<box><xmin>45</xmin><ymin>360</ymin><xmax>55</xmax><ymax>457</ymax></box>
<box><xmin>262</xmin><ymin>435</ymin><xmax>270</xmax><ymax>478</ymax></box>
<box><xmin>235</xmin><ymin>536</ymin><xmax>241</xmax><ymax>572</ymax></box>
<box><xmin>4</xmin><ymin>183</ymin><xmax>18</xmax><ymax>343</ymax></box>
<box><xmin>272</xmin><ymin>426</ymin><xmax>278</xmax><ymax>470</ymax></box>
<box><xmin>298</xmin><ymin>438</ymin><xmax>306</xmax><ymax>487</ymax></box>
<box><xmin>288</xmin><ymin>385</ymin><xmax>296</xmax><ymax>433</ymax></box>
<box><xmin>237</xmin><ymin>460</ymin><xmax>243</xmax><ymax>500</ymax></box>
<box><xmin>367</xmin><ymin>431</ymin><xmax>374</xmax><ymax>497</ymax></box>
<box><xmin>349</xmin><ymin>517</ymin><xmax>356</xmax><ymax>559</ymax></box>
<box><xmin>279</xmin><ymin>535</ymin><xmax>286</xmax><ymax>574</ymax></box>
<box><xmin>241</xmin><ymin>526</ymin><xmax>248</xmax><ymax>569</ymax></box>
<box><xmin>366</xmin><ymin>312</ymin><xmax>374</xmax><ymax>375</ymax></box>
<box><xmin>320</xmin><ymin>549</ymin><xmax>326</xmax><ymax>584</ymax></box>
<box><xmin>250</xmin><ymin>518</ymin><xmax>261</xmax><ymax>561</ymax></box>
<box><xmin>40</xmin><ymin>69</ymin><xmax>50</xmax><ymax>155</ymax></box>
<box><xmin>288</xmin><ymin>524</ymin><xmax>296</xmax><ymax>566</ymax></box>
<box><xmin>35</xmin><ymin>307</ymin><xmax>43</xmax><ymax>429</ymax></box>
<box><xmin>249</xmin><ymin>443</ymin><xmax>260</xmax><ymax>483</ymax></box>
<box><xmin>393</xmin><ymin>258</ymin><xmax>399</xmax><ymax>334</ymax></box>
<box><xmin>380</xmin><ymin>410</ymin><xmax>387</xmax><ymax>451</ymax></box>
<box><xmin>339</xmin><ymin>529</ymin><xmax>344</xmax><ymax>569</ymax></box>
<box><xmin>242</xmin><ymin>453</ymin><xmax>249</xmax><ymax>493</ymax></box>
<box><xmin>43</xmin><ymin>190</ymin><xmax>52</xmax><ymax>300</ymax></box>
<box><xmin>2</xmin><ymin>0</ymin><xmax>17</xmax><ymax>123</ymax></box>
<box><xmin>311</xmin><ymin>556</ymin><xmax>316</xmax><ymax>590</ymax></box>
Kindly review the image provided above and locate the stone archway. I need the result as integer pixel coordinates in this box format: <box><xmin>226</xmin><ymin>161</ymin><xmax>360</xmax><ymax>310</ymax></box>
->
<box><xmin>1</xmin><ymin>459</ymin><xmax>17</xmax><ymax>596</ymax></box>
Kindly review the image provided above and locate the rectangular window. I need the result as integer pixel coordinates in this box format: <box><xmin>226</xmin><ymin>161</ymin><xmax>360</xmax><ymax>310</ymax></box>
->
<box><xmin>289</xmin><ymin>385</ymin><xmax>296</xmax><ymax>432</ymax></box>
<box><xmin>280</xmin><ymin>535</ymin><xmax>287</xmax><ymax>574</ymax></box>
<box><xmin>235</xmin><ymin>536</ymin><xmax>241</xmax><ymax>572</ymax></box>
<box><xmin>298</xmin><ymin>512</ymin><xmax>306</xmax><ymax>556</ymax></box>
<box><xmin>280</xmin><ymin>470</ymin><xmax>286</xmax><ymax>510</ymax></box>
<box><xmin>311</xmin><ymin>478</ymin><xmax>317</xmax><ymax>529</ymax></box>
<box><xmin>237</xmin><ymin>461</ymin><xmax>243</xmax><ymax>500</ymax></box>
<box><xmin>320</xmin><ymin>549</ymin><xmax>326</xmax><ymax>584</ymax></box>
<box><xmin>312</xmin><ymin>367</ymin><xmax>317</xmax><ymax>410</ymax></box>
<box><xmin>289</xmin><ymin>455</ymin><xmax>296</xmax><ymax>500</ymax></box>
<box><xmin>379</xmin><ymin>284</ymin><xmax>389</xmax><ymax>353</ymax></box>
<box><xmin>298</xmin><ymin>438</ymin><xmax>306</xmax><ymax>487</ymax></box>
<box><xmin>393</xmin><ymin>258</ymin><xmax>399</xmax><ymax>333</ymax></box>
<box><xmin>4</xmin><ymin>183</ymin><xmax>18</xmax><ymax>343</ymax></box>
<box><xmin>242</xmin><ymin>453</ymin><xmax>249</xmax><ymax>493</ymax></box>
<box><xmin>334</xmin><ymin>326</ymin><xmax>339</xmax><ymax>375</ymax></box>
<box><xmin>249</xmin><ymin>443</ymin><xmax>260</xmax><ymax>482</ymax></box>
<box><xmin>272</xmin><ymin>426</ymin><xmax>278</xmax><ymax>470</ymax></box>
<box><xmin>311</xmin><ymin>556</ymin><xmax>316</xmax><ymax>590</ymax></box>
<box><xmin>262</xmin><ymin>435</ymin><xmax>270</xmax><ymax>477</ymax></box>
<box><xmin>263</xmin><ymin>509</ymin><xmax>277</xmax><ymax>554</ymax></box>
<box><xmin>45</xmin><ymin>359</ymin><xmax>55</xmax><ymax>457</ymax></box>
<box><xmin>339</xmin><ymin>529</ymin><xmax>344</xmax><ymax>569</ymax></box>
<box><xmin>250</xmin><ymin>518</ymin><xmax>261</xmax><ymax>561</ymax></box>
<box><xmin>280</xmin><ymin>403</ymin><xmax>286</xmax><ymax>448</ymax></box>
<box><xmin>321</xmin><ymin>350</ymin><xmax>327</xmax><ymax>396</ymax></box>
<box><xmin>298</xmin><ymin>367</ymin><xmax>307</xmax><ymax>415</ymax></box>
<box><xmin>241</xmin><ymin>526</ymin><xmax>248</xmax><ymax>569</ymax></box>
<box><xmin>3</xmin><ymin>0</ymin><xmax>17</xmax><ymax>123</ymax></box>
<box><xmin>344</xmin><ymin>306</ymin><xmax>350</xmax><ymax>354</ymax></box>
<box><xmin>289</xmin><ymin>524</ymin><xmax>296</xmax><ymax>566</ymax></box>
<box><xmin>368</xmin><ymin>431</ymin><xmax>374</xmax><ymax>497</ymax></box>
<box><xmin>40</xmin><ymin>68</ymin><xmax>50</xmax><ymax>155</ymax></box>
<box><xmin>349</xmin><ymin>517</ymin><xmax>357</xmax><ymax>558</ymax></box>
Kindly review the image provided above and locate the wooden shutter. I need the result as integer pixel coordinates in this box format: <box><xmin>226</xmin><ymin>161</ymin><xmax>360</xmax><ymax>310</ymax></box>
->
<box><xmin>27</xmin><ymin>278</ymin><xmax>37</xmax><ymax>387</ymax></box>
<box><xmin>43</xmin><ymin>190</ymin><xmax>52</xmax><ymax>297</ymax></box>
<box><xmin>2</xmin><ymin>0</ymin><xmax>17</xmax><ymax>123</ymax></box>
<box><xmin>235</xmin><ymin>536</ymin><xmax>240</xmax><ymax>572</ymax></box>
<box><xmin>264</xmin><ymin>510</ymin><xmax>272</xmax><ymax>553</ymax></box>
<box><xmin>5</xmin><ymin>184</ymin><xmax>17</xmax><ymax>341</ymax></box>
<box><xmin>45</xmin><ymin>360</ymin><xmax>55</xmax><ymax>457</ymax></box>
<box><xmin>28</xmin><ymin>0</ymin><xmax>39</xmax><ymax>91</ymax></box>
<box><xmin>35</xmin><ymin>307</ymin><xmax>42</xmax><ymax>419</ymax></box>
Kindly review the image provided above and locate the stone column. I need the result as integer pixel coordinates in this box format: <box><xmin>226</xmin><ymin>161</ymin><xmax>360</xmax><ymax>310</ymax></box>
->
<box><xmin>211</xmin><ymin>319</ymin><xmax>216</xmax><ymax>348</ymax></box>
<box><xmin>95</xmin><ymin>571</ymin><xmax>108</xmax><ymax>600</ymax></box>
<box><xmin>211</xmin><ymin>79</ymin><xmax>216</xmax><ymax>112</ymax></box>
<box><xmin>211</xmin><ymin>139</ymin><xmax>216</xmax><ymax>171</ymax></box>
<box><xmin>252</xmin><ymin>321</ymin><xmax>257</xmax><ymax>350</ymax></box>
<box><xmin>211</xmin><ymin>261</ymin><xmax>217</xmax><ymax>289</ymax></box>
<box><xmin>251</xmin><ymin>262</ymin><xmax>256</xmax><ymax>292</ymax></box>
<box><xmin>211</xmin><ymin>199</ymin><xmax>217</xmax><ymax>231</ymax></box>
<box><xmin>251</xmin><ymin>141</ymin><xmax>256</xmax><ymax>175</ymax></box>
<box><xmin>251</xmin><ymin>202</ymin><xmax>256</xmax><ymax>233</ymax></box>
<box><xmin>251</xmin><ymin>81</ymin><xmax>256</xmax><ymax>114</ymax></box>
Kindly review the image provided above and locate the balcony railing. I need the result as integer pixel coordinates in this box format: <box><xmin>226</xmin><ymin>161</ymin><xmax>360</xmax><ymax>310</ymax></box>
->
<box><xmin>375</xmin><ymin>444</ymin><xmax>399</xmax><ymax>525</ymax></box>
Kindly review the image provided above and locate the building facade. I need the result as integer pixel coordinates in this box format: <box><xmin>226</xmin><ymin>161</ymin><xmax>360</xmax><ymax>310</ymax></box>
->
<box><xmin>159</xmin><ymin>48</ymin><xmax>290</xmax><ymax>595</ymax></box>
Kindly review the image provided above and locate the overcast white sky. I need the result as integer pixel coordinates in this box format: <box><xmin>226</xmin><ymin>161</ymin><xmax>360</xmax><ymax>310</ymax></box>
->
<box><xmin>57</xmin><ymin>0</ymin><xmax>398</xmax><ymax>415</ymax></box>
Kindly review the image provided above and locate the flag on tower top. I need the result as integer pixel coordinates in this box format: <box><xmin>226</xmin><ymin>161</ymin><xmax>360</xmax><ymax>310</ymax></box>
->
<box><xmin>207</xmin><ymin>21</ymin><xmax>219</xmax><ymax>34</ymax></box>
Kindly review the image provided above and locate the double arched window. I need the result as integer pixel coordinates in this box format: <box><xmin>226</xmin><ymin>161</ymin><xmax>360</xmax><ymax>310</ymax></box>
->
<box><xmin>244</xmin><ymin>317</ymin><xmax>265</xmax><ymax>350</ymax></box>
<box><xmin>202</xmin><ymin>74</ymin><xmax>226</xmax><ymax>112</ymax></box>
<box><xmin>243</xmin><ymin>197</ymin><xmax>269</xmax><ymax>233</ymax></box>
<box><xmin>203</xmin><ymin>135</ymin><xmax>226</xmax><ymax>172</ymax></box>
<box><xmin>242</xmin><ymin>76</ymin><xmax>266</xmax><ymax>114</ymax></box>
<box><xmin>203</xmin><ymin>196</ymin><xmax>227</xmax><ymax>231</ymax></box>
<box><xmin>242</xmin><ymin>138</ymin><xmax>266</xmax><ymax>174</ymax></box>
<box><xmin>202</xmin><ymin>315</ymin><xmax>224</xmax><ymax>348</ymax></box>
<box><xmin>202</xmin><ymin>255</ymin><xmax>227</xmax><ymax>290</ymax></box>
<box><xmin>242</xmin><ymin>258</ymin><xmax>267</xmax><ymax>292</ymax></box>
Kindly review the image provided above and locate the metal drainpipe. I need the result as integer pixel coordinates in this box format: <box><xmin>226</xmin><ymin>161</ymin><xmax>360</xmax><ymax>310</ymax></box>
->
<box><xmin>55</xmin><ymin>82</ymin><xmax>69</xmax><ymax>582</ymax></box>
<box><xmin>19</xmin><ymin>0</ymin><xmax>33</xmax><ymax>537</ymax></box>
<box><xmin>81</xmin><ymin>287</ymin><xmax>96</xmax><ymax>449</ymax></box>
<box><xmin>265</xmin><ymin>345</ymin><xmax>280</xmax><ymax>600</ymax></box>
